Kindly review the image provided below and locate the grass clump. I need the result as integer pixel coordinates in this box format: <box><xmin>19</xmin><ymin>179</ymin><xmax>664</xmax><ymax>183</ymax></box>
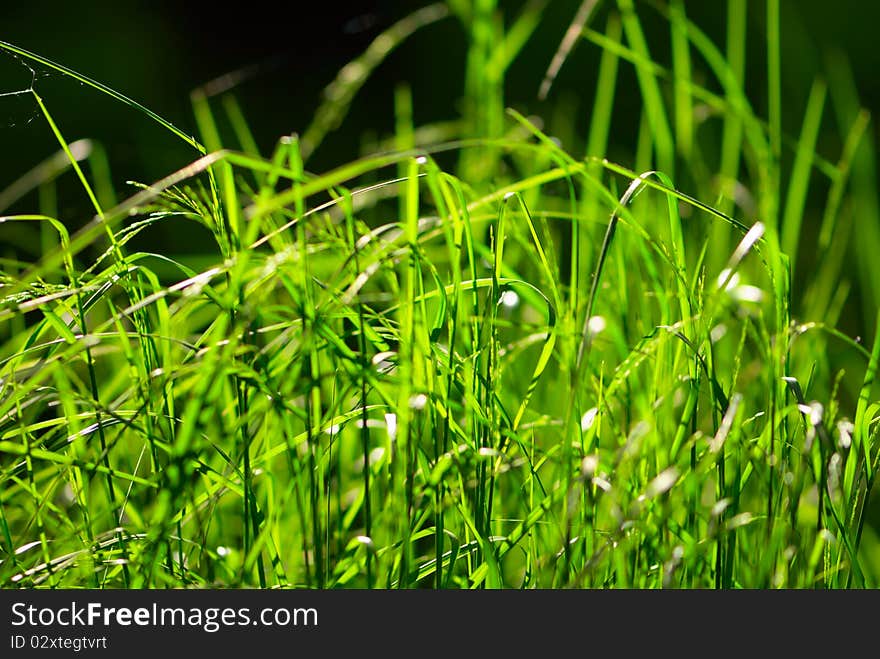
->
<box><xmin>1</xmin><ymin>1</ymin><xmax>879</xmax><ymax>588</ymax></box>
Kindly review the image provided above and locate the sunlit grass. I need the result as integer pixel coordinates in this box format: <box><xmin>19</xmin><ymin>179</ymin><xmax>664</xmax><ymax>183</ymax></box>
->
<box><xmin>1</xmin><ymin>0</ymin><xmax>879</xmax><ymax>588</ymax></box>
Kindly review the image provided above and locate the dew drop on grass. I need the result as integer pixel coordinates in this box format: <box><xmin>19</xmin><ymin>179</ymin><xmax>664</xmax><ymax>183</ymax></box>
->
<box><xmin>587</xmin><ymin>316</ymin><xmax>606</xmax><ymax>336</ymax></box>
<box><xmin>14</xmin><ymin>540</ymin><xmax>42</xmax><ymax>556</ymax></box>
<box><xmin>711</xmin><ymin>499</ymin><xmax>731</xmax><ymax>517</ymax></box>
<box><xmin>580</xmin><ymin>407</ymin><xmax>598</xmax><ymax>431</ymax></box>
<box><xmin>369</xmin><ymin>447</ymin><xmax>385</xmax><ymax>465</ymax></box>
<box><xmin>592</xmin><ymin>477</ymin><xmax>611</xmax><ymax>492</ymax></box>
<box><xmin>384</xmin><ymin>413</ymin><xmax>397</xmax><ymax>441</ymax></box>
<box><xmin>808</xmin><ymin>401</ymin><xmax>824</xmax><ymax>426</ymax></box>
<box><xmin>61</xmin><ymin>484</ymin><xmax>75</xmax><ymax>504</ymax></box>
<box><xmin>372</xmin><ymin>350</ymin><xmax>395</xmax><ymax>373</ymax></box>
<box><xmin>710</xmin><ymin>323</ymin><xmax>727</xmax><ymax>343</ymax></box>
<box><xmin>725</xmin><ymin>513</ymin><xmax>753</xmax><ymax>531</ymax></box>
<box><xmin>837</xmin><ymin>420</ymin><xmax>854</xmax><ymax>449</ymax></box>
<box><xmin>645</xmin><ymin>467</ymin><xmax>679</xmax><ymax>498</ymax></box>
<box><xmin>500</xmin><ymin>289</ymin><xmax>519</xmax><ymax>308</ymax></box>
<box><xmin>581</xmin><ymin>455</ymin><xmax>598</xmax><ymax>477</ymax></box>
<box><xmin>717</xmin><ymin>268</ymin><xmax>741</xmax><ymax>291</ymax></box>
<box><xmin>731</xmin><ymin>285</ymin><xmax>764</xmax><ymax>303</ymax></box>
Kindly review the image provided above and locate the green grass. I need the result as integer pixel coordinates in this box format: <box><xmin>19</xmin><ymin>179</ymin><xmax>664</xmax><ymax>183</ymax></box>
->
<box><xmin>1</xmin><ymin>0</ymin><xmax>879</xmax><ymax>588</ymax></box>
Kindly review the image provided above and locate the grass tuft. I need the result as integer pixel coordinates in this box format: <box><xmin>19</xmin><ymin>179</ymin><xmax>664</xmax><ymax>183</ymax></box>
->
<box><xmin>1</xmin><ymin>2</ymin><xmax>878</xmax><ymax>588</ymax></box>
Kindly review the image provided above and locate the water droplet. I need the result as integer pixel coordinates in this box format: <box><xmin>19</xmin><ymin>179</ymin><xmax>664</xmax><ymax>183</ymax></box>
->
<box><xmin>384</xmin><ymin>413</ymin><xmax>397</xmax><ymax>441</ymax></box>
<box><xmin>587</xmin><ymin>316</ymin><xmax>606</xmax><ymax>336</ymax></box>
<box><xmin>581</xmin><ymin>407</ymin><xmax>598</xmax><ymax>431</ymax></box>
<box><xmin>500</xmin><ymin>289</ymin><xmax>519</xmax><ymax>308</ymax></box>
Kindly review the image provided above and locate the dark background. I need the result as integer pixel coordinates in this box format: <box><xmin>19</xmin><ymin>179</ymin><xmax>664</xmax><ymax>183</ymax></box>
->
<box><xmin>2</xmin><ymin>0</ymin><xmax>879</xmax><ymax>190</ymax></box>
